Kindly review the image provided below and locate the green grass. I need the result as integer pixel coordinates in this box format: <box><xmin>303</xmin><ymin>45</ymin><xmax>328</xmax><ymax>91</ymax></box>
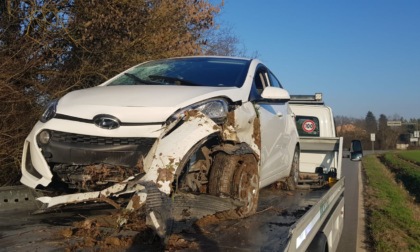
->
<box><xmin>398</xmin><ymin>150</ymin><xmax>420</xmax><ymax>165</ymax></box>
<box><xmin>363</xmin><ymin>154</ymin><xmax>420</xmax><ymax>251</ymax></box>
<box><xmin>380</xmin><ymin>152</ymin><xmax>420</xmax><ymax>202</ymax></box>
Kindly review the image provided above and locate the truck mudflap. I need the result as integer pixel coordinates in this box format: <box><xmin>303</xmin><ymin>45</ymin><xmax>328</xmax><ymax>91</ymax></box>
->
<box><xmin>285</xmin><ymin>177</ymin><xmax>345</xmax><ymax>252</ymax></box>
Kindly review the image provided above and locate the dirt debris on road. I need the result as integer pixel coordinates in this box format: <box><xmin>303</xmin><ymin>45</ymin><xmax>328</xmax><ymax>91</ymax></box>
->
<box><xmin>54</xmin><ymin>208</ymin><xmax>163</xmax><ymax>251</ymax></box>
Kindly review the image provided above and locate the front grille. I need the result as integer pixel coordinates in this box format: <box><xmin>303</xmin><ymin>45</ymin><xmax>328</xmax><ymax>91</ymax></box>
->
<box><xmin>50</xmin><ymin>130</ymin><xmax>156</xmax><ymax>146</ymax></box>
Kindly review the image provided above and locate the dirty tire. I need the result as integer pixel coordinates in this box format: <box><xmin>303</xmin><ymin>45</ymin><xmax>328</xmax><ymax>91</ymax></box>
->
<box><xmin>286</xmin><ymin>147</ymin><xmax>300</xmax><ymax>191</ymax></box>
<box><xmin>209</xmin><ymin>152</ymin><xmax>259</xmax><ymax>218</ymax></box>
<box><xmin>208</xmin><ymin>152</ymin><xmax>237</xmax><ymax>197</ymax></box>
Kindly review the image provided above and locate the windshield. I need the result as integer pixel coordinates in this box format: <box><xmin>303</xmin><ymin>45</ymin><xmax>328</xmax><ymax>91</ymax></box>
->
<box><xmin>107</xmin><ymin>57</ymin><xmax>251</xmax><ymax>87</ymax></box>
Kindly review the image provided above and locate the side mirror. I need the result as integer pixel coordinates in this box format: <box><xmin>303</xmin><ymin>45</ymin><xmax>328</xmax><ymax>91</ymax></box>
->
<box><xmin>350</xmin><ymin>139</ymin><xmax>363</xmax><ymax>161</ymax></box>
<box><xmin>261</xmin><ymin>87</ymin><xmax>290</xmax><ymax>101</ymax></box>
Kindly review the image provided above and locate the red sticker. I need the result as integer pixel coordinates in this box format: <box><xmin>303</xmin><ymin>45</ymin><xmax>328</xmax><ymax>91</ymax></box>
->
<box><xmin>302</xmin><ymin>120</ymin><xmax>316</xmax><ymax>133</ymax></box>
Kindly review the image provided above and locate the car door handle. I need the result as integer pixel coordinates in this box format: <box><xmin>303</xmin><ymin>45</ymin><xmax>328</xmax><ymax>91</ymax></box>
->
<box><xmin>276</xmin><ymin>112</ymin><xmax>283</xmax><ymax>117</ymax></box>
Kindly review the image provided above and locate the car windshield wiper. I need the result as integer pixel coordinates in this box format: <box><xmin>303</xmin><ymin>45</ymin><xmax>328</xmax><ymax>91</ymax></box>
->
<box><xmin>124</xmin><ymin>73</ymin><xmax>157</xmax><ymax>85</ymax></box>
<box><xmin>148</xmin><ymin>75</ymin><xmax>199</xmax><ymax>86</ymax></box>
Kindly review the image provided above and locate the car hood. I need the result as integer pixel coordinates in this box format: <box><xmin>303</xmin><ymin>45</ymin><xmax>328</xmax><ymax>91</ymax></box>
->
<box><xmin>57</xmin><ymin>85</ymin><xmax>243</xmax><ymax>123</ymax></box>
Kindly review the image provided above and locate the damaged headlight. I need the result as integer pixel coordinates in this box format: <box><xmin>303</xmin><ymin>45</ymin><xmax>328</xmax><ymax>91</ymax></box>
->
<box><xmin>167</xmin><ymin>98</ymin><xmax>228</xmax><ymax>125</ymax></box>
<box><xmin>40</xmin><ymin>99</ymin><xmax>58</xmax><ymax>123</ymax></box>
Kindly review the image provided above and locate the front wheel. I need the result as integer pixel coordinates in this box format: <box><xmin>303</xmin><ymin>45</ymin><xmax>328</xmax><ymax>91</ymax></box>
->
<box><xmin>209</xmin><ymin>152</ymin><xmax>259</xmax><ymax>218</ymax></box>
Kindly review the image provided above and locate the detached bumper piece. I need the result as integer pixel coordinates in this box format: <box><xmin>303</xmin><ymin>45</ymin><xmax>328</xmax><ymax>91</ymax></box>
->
<box><xmin>143</xmin><ymin>182</ymin><xmax>244</xmax><ymax>240</ymax></box>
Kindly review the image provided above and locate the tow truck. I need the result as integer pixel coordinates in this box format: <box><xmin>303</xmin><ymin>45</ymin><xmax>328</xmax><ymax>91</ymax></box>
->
<box><xmin>283</xmin><ymin>93</ymin><xmax>344</xmax><ymax>251</ymax></box>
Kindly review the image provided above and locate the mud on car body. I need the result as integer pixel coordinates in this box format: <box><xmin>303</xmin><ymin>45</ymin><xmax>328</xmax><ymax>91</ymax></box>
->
<box><xmin>21</xmin><ymin>56</ymin><xmax>299</xmax><ymax>235</ymax></box>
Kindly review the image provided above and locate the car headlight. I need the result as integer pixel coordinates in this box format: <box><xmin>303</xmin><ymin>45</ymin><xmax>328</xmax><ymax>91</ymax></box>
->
<box><xmin>167</xmin><ymin>99</ymin><xmax>229</xmax><ymax>125</ymax></box>
<box><xmin>40</xmin><ymin>100</ymin><xmax>58</xmax><ymax>123</ymax></box>
<box><xmin>37</xmin><ymin>130</ymin><xmax>51</xmax><ymax>145</ymax></box>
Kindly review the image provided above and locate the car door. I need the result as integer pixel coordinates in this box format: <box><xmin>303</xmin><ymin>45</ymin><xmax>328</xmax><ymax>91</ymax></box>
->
<box><xmin>250</xmin><ymin>66</ymin><xmax>291</xmax><ymax>187</ymax></box>
<box><xmin>266</xmin><ymin>70</ymin><xmax>296</xmax><ymax>177</ymax></box>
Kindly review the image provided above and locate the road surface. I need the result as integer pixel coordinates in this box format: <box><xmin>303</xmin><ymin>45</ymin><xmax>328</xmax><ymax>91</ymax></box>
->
<box><xmin>337</xmin><ymin>157</ymin><xmax>366</xmax><ymax>252</ymax></box>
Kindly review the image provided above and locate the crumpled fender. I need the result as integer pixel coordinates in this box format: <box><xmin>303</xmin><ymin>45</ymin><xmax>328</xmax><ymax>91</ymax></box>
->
<box><xmin>139</xmin><ymin>102</ymin><xmax>261</xmax><ymax>195</ymax></box>
<box><xmin>139</xmin><ymin>112</ymin><xmax>220</xmax><ymax>195</ymax></box>
<box><xmin>222</xmin><ymin>102</ymin><xmax>260</xmax><ymax>158</ymax></box>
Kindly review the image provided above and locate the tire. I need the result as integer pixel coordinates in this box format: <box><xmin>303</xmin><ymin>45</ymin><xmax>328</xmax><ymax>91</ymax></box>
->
<box><xmin>209</xmin><ymin>152</ymin><xmax>259</xmax><ymax>218</ymax></box>
<box><xmin>286</xmin><ymin>147</ymin><xmax>300</xmax><ymax>191</ymax></box>
<box><xmin>307</xmin><ymin>232</ymin><xmax>329</xmax><ymax>252</ymax></box>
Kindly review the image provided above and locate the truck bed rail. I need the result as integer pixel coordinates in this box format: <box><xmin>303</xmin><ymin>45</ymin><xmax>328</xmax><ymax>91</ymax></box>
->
<box><xmin>286</xmin><ymin>177</ymin><xmax>345</xmax><ymax>251</ymax></box>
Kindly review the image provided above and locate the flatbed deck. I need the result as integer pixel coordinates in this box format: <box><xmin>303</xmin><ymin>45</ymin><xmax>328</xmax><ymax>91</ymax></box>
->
<box><xmin>0</xmin><ymin>180</ymin><xmax>343</xmax><ymax>251</ymax></box>
<box><xmin>181</xmin><ymin>178</ymin><xmax>344</xmax><ymax>251</ymax></box>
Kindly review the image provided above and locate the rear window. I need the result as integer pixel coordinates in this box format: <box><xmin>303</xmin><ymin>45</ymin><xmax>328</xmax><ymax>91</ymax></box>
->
<box><xmin>295</xmin><ymin>116</ymin><xmax>320</xmax><ymax>137</ymax></box>
<box><xmin>351</xmin><ymin>140</ymin><xmax>363</xmax><ymax>152</ymax></box>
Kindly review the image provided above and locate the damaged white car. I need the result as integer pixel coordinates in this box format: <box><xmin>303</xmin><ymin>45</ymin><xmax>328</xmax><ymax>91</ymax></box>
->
<box><xmin>21</xmin><ymin>56</ymin><xmax>299</xmax><ymax>235</ymax></box>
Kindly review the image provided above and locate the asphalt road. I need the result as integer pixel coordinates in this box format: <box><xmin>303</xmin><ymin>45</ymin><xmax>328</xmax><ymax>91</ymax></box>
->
<box><xmin>337</xmin><ymin>157</ymin><xmax>366</xmax><ymax>252</ymax></box>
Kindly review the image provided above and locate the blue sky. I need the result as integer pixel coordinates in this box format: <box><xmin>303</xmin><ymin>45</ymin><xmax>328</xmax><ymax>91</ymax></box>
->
<box><xmin>218</xmin><ymin>0</ymin><xmax>420</xmax><ymax>119</ymax></box>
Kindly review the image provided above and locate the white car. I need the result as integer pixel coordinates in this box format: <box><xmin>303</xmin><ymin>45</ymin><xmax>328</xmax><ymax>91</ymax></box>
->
<box><xmin>21</xmin><ymin>56</ymin><xmax>299</xmax><ymax>220</ymax></box>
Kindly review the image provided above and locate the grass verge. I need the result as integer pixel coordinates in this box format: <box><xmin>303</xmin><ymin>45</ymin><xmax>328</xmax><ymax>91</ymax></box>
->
<box><xmin>363</xmin><ymin>154</ymin><xmax>420</xmax><ymax>251</ymax></box>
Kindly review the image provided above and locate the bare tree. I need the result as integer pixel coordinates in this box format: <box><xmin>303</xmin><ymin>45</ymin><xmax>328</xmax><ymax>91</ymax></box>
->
<box><xmin>0</xmin><ymin>0</ymin><xmax>244</xmax><ymax>185</ymax></box>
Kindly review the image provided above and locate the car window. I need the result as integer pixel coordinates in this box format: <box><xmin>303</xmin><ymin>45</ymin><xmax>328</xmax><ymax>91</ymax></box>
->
<box><xmin>255</xmin><ymin>71</ymin><xmax>268</xmax><ymax>95</ymax></box>
<box><xmin>249</xmin><ymin>66</ymin><xmax>270</xmax><ymax>100</ymax></box>
<box><xmin>107</xmin><ymin>57</ymin><xmax>251</xmax><ymax>88</ymax></box>
<box><xmin>295</xmin><ymin>116</ymin><xmax>320</xmax><ymax>137</ymax></box>
<box><xmin>249</xmin><ymin>65</ymin><xmax>285</xmax><ymax>101</ymax></box>
<box><xmin>267</xmin><ymin>71</ymin><xmax>283</xmax><ymax>88</ymax></box>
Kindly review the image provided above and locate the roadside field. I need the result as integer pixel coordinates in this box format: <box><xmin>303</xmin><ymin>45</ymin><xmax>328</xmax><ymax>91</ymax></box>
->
<box><xmin>380</xmin><ymin>152</ymin><xmax>420</xmax><ymax>202</ymax></box>
<box><xmin>363</xmin><ymin>154</ymin><xmax>420</xmax><ymax>252</ymax></box>
<box><xmin>397</xmin><ymin>150</ymin><xmax>420</xmax><ymax>166</ymax></box>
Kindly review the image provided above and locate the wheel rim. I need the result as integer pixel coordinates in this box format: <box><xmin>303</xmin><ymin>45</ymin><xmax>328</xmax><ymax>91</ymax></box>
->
<box><xmin>235</xmin><ymin>165</ymin><xmax>259</xmax><ymax>215</ymax></box>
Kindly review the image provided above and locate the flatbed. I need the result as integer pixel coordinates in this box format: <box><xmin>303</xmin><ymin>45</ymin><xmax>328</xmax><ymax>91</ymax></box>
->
<box><xmin>0</xmin><ymin>180</ymin><xmax>343</xmax><ymax>251</ymax></box>
<box><xmin>174</xmin><ymin>179</ymin><xmax>344</xmax><ymax>251</ymax></box>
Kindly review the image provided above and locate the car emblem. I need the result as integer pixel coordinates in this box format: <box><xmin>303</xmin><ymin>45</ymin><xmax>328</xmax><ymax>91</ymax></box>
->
<box><xmin>93</xmin><ymin>114</ymin><xmax>120</xmax><ymax>129</ymax></box>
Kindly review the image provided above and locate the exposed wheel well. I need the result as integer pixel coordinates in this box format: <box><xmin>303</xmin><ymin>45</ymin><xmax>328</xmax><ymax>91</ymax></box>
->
<box><xmin>174</xmin><ymin>135</ymin><xmax>258</xmax><ymax>195</ymax></box>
